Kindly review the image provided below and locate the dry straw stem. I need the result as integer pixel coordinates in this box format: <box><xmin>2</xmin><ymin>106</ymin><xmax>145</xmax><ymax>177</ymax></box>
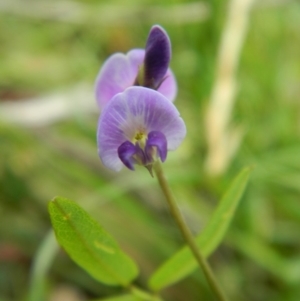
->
<box><xmin>205</xmin><ymin>0</ymin><xmax>254</xmax><ymax>176</ymax></box>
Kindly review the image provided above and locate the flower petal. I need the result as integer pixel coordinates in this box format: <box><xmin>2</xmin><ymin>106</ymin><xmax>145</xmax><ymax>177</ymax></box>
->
<box><xmin>144</xmin><ymin>25</ymin><xmax>171</xmax><ymax>90</ymax></box>
<box><xmin>95</xmin><ymin>49</ymin><xmax>144</xmax><ymax>109</ymax></box>
<box><xmin>117</xmin><ymin>141</ymin><xmax>137</xmax><ymax>170</ymax></box>
<box><xmin>97</xmin><ymin>87</ymin><xmax>186</xmax><ymax>171</ymax></box>
<box><xmin>95</xmin><ymin>48</ymin><xmax>176</xmax><ymax>107</ymax></box>
<box><xmin>157</xmin><ymin>69</ymin><xmax>177</xmax><ymax>102</ymax></box>
<box><xmin>146</xmin><ymin>131</ymin><xmax>167</xmax><ymax>162</ymax></box>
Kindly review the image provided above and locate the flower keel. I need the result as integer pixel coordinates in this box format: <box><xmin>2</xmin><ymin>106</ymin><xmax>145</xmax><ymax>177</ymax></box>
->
<box><xmin>118</xmin><ymin>131</ymin><xmax>167</xmax><ymax>172</ymax></box>
<box><xmin>117</xmin><ymin>141</ymin><xmax>138</xmax><ymax>170</ymax></box>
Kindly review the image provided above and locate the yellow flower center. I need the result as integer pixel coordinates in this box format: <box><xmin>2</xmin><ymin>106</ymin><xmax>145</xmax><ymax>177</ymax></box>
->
<box><xmin>133</xmin><ymin>130</ymin><xmax>147</xmax><ymax>149</ymax></box>
<box><xmin>134</xmin><ymin>132</ymin><xmax>144</xmax><ymax>141</ymax></box>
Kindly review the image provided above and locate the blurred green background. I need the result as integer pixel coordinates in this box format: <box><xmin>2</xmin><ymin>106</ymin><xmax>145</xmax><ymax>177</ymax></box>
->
<box><xmin>0</xmin><ymin>0</ymin><xmax>300</xmax><ymax>300</ymax></box>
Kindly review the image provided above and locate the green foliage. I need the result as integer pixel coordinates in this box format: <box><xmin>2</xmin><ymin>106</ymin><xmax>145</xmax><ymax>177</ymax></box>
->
<box><xmin>48</xmin><ymin>197</ymin><xmax>138</xmax><ymax>286</ymax></box>
<box><xmin>149</xmin><ymin>167</ymin><xmax>251</xmax><ymax>290</ymax></box>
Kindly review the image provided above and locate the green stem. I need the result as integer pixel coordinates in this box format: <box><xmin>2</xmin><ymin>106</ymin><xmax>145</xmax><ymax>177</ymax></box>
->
<box><xmin>129</xmin><ymin>285</ymin><xmax>163</xmax><ymax>301</ymax></box>
<box><xmin>153</xmin><ymin>161</ymin><xmax>228</xmax><ymax>301</ymax></box>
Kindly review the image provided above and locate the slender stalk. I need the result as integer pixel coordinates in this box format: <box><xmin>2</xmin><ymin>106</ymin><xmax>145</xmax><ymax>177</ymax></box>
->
<box><xmin>153</xmin><ymin>161</ymin><xmax>228</xmax><ymax>301</ymax></box>
<box><xmin>129</xmin><ymin>285</ymin><xmax>163</xmax><ymax>301</ymax></box>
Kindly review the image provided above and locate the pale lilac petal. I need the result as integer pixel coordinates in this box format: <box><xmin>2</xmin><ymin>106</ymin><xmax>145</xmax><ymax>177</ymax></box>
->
<box><xmin>157</xmin><ymin>69</ymin><xmax>177</xmax><ymax>102</ymax></box>
<box><xmin>127</xmin><ymin>49</ymin><xmax>145</xmax><ymax>69</ymax></box>
<box><xmin>95</xmin><ymin>49</ymin><xmax>144</xmax><ymax>109</ymax></box>
<box><xmin>97</xmin><ymin>87</ymin><xmax>186</xmax><ymax>171</ymax></box>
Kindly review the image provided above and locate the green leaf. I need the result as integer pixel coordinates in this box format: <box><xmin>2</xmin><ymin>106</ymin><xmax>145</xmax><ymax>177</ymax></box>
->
<box><xmin>48</xmin><ymin>197</ymin><xmax>138</xmax><ymax>286</ymax></box>
<box><xmin>148</xmin><ymin>167</ymin><xmax>251</xmax><ymax>291</ymax></box>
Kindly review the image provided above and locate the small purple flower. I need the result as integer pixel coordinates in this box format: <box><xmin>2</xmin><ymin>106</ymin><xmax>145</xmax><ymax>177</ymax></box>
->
<box><xmin>95</xmin><ymin>25</ymin><xmax>177</xmax><ymax>109</ymax></box>
<box><xmin>97</xmin><ymin>87</ymin><xmax>186</xmax><ymax>172</ymax></box>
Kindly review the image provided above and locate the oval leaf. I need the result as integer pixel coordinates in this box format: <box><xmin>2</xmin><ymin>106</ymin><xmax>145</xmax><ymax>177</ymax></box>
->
<box><xmin>149</xmin><ymin>167</ymin><xmax>251</xmax><ymax>291</ymax></box>
<box><xmin>48</xmin><ymin>197</ymin><xmax>138</xmax><ymax>286</ymax></box>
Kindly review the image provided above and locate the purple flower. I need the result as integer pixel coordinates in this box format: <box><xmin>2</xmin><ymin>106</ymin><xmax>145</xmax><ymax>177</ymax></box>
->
<box><xmin>97</xmin><ymin>87</ymin><xmax>186</xmax><ymax>172</ymax></box>
<box><xmin>95</xmin><ymin>25</ymin><xmax>177</xmax><ymax>109</ymax></box>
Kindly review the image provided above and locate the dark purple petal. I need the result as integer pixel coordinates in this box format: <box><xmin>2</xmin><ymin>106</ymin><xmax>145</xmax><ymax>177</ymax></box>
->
<box><xmin>146</xmin><ymin>131</ymin><xmax>167</xmax><ymax>162</ymax></box>
<box><xmin>144</xmin><ymin>25</ymin><xmax>171</xmax><ymax>90</ymax></box>
<box><xmin>117</xmin><ymin>141</ymin><xmax>137</xmax><ymax>170</ymax></box>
